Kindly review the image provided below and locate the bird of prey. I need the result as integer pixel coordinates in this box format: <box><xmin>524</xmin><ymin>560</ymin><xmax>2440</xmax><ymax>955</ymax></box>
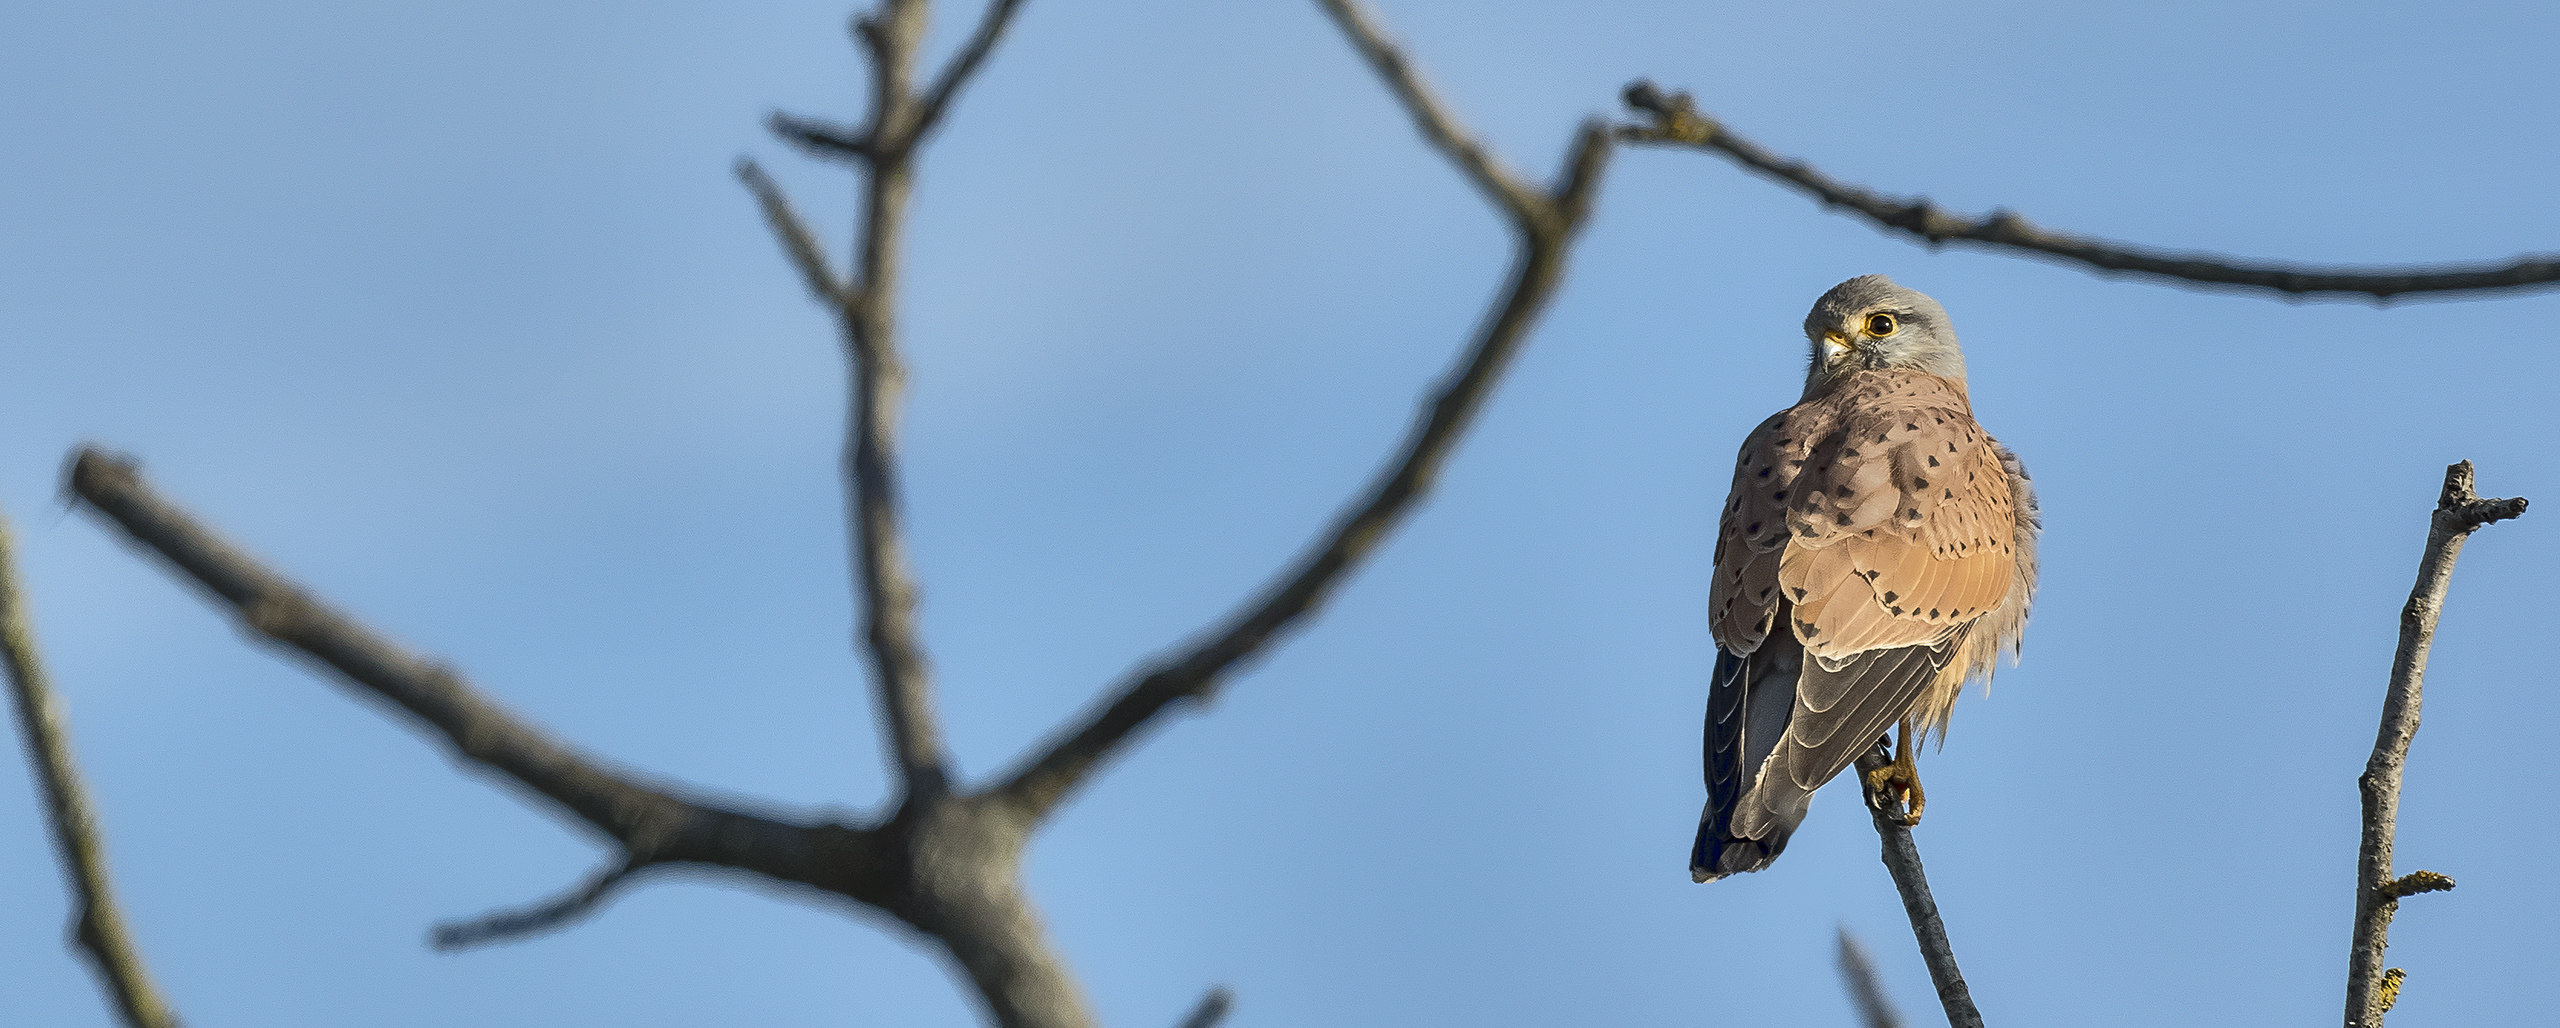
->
<box><xmin>1691</xmin><ymin>275</ymin><xmax>2039</xmax><ymax>884</ymax></box>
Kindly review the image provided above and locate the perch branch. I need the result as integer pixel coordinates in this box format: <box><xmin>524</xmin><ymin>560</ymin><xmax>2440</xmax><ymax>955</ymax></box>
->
<box><xmin>64</xmin><ymin>449</ymin><xmax>899</xmax><ymax>908</ymax></box>
<box><xmin>432</xmin><ymin>856</ymin><xmax>650</xmax><ymax>950</ymax></box>
<box><xmin>2</xmin><ymin>507</ymin><xmax>181</xmax><ymax>1028</ymax></box>
<box><xmin>1619</xmin><ymin>81</ymin><xmax>2560</xmax><ymax>300</ymax></box>
<box><xmin>1855</xmin><ymin>746</ymin><xmax>1984</xmax><ymax>1028</ymax></box>
<box><xmin>2344</xmin><ymin>460</ymin><xmax>2523</xmax><ymax>1028</ymax></box>
<box><xmin>989</xmin><ymin>0</ymin><xmax>1615</xmax><ymax>825</ymax></box>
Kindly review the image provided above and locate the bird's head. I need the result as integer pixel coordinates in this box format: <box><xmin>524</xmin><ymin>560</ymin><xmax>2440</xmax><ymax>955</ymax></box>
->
<box><xmin>1801</xmin><ymin>275</ymin><xmax>1966</xmax><ymax>396</ymax></box>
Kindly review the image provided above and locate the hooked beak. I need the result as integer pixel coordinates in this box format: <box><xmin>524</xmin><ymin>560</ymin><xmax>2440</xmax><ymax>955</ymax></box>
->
<box><xmin>1820</xmin><ymin>330</ymin><xmax>1854</xmax><ymax>365</ymax></box>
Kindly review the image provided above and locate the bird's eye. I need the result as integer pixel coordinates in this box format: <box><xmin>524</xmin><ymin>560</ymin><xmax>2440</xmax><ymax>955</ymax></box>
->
<box><xmin>1865</xmin><ymin>313</ymin><xmax>1898</xmax><ymax>337</ymax></box>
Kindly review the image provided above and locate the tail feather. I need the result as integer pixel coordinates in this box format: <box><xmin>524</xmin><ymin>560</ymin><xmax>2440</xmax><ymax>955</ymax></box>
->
<box><xmin>1693</xmin><ymin>608</ymin><xmax>1957</xmax><ymax>882</ymax></box>
<box><xmin>1692</xmin><ymin>631</ymin><xmax>1803</xmax><ymax>882</ymax></box>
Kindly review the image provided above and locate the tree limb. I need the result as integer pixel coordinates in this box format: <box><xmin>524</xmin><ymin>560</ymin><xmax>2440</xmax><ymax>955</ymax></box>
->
<box><xmin>63</xmin><ymin>449</ymin><xmax>900</xmax><ymax>908</ymax></box>
<box><xmin>2344</xmin><ymin>461</ymin><xmax>2523</xmax><ymax>1028</ymax></box>
<box><xmin>1854</xmin><ymin>746</ymin><xmax>1984</xmax><ymax>1028</ymax></box>
<box><xmin>2</xmin><ymin>506</ymin><xmax>181</xmax><ymax>1028</ymax></box>
<box><xmin>988</xmin><ymin>1</ymin><xmax>1615</xmax><ymax>826</ymax></box>
<box><xmin>432</xmin><ymin>856</ymin><xmax>650</xmax><ymax>950</ymax></box>
<box><xmin>1837</xmin><ymin>926</ymin><xmax>1907</xmax><ymax>1028</ymax></box>
<box><xmin>1619</xmin><ymin>81</ymin><xmax>2560</xmax><ymax>300</ymax></box>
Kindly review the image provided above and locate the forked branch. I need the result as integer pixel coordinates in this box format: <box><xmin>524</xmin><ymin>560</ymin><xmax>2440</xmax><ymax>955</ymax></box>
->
<box><xmin>65</xmin><ymin>450</ymin><xmax>899</xmax><ymax>909</ymax></box>
<box><xmin>2344</xmin><ymin>461</ymin><xmax>2523</xmax><ymax>1028</ymax></box>
<box><xmin>1619</xmin><ymin>81</ymin><xmax>2560</xmax><ymax>300</ymax></box>
<box><xmin>2</xmin><ymin>508</ymin><xmax>180</xmax><ymax>1028</ymax></box>
<box><xmin>989</xmin><ymin>0</ymin><xmax>1614</xmax><ymax>825</ymax></box>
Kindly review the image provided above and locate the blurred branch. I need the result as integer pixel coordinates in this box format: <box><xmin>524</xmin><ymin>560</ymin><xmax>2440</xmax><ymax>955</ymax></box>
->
<box><xmin>1854</xmin><ymin>746</ymin><xmax>1984</xmax><ymax>1028</ymax></box>
<box><xmin>1172</xmin><ymin>986</ymin><xmax>1234</xmax><ymax>1028</ymax></box>
<box><xmin>990</xmin><ymin>0</ymin><xmax>1615</xmax><ymax>825</ymax></box>
<box><xmin>2344</xmin><ymin>461</ymin><xmax>2522</xmax><ymax>1028</ymax></box>
<box><xmin>2</xmin><ymin>508</ymin><xmax>181</xmax><ymax>1028</ymax></box>
<box><xmin>432</xmin><ymin>857</ymin><xmax>650</xmax><ymax>951</ymax></box>
<box><xmin>915</xmin><ymin>0</ymin><xmax>1031</xmax><ymax>144</ymax></box>
<box><xmin>738</xmin><ymin>158</ymin><xmax>848</xmax><ymax>306</ymax></box>
<box><xmin>770</xmin><ymin>111</ymin><xmax>875</xmax><ymax>163</ymax></box>
<box><xmin>759</xmin><ymin>0</ymin><xmax>960</xmax><ymax>798</ymax></box>
<box><xmin>1836</xmin><ymin>926</ymin><xmax>1906</xmax><ymax>1028</ymax></box>
<box><xmin>1619</xmin><ymin>81</ymin><xmax>2560</xmax><ymax>300</ymax></box>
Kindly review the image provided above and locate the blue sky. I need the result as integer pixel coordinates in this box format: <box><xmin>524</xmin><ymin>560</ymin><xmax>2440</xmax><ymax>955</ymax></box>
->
<box><xmin>5</xmin><ymin>1</ymin><xmax>2557</xmax><ymax>1025</ymax></box>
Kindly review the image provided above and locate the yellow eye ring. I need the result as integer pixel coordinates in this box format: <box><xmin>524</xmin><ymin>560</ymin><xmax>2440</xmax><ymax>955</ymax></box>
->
<box><xmin>1864</xmin><ymin>312</ymin><xmax>1898</xmax><ymax>337</ymax></box>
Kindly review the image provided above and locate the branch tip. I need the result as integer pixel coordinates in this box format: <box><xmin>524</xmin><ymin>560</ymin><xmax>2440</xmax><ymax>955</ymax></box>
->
<box><xmin>432</xmin><ymin>859</ymin><xmax>647</xmax><ymax>951</ymax></box>
<box><xmin>2382</xmin><ymin>870</ymin><xmax>2456</xmax><ymax>899</ymax></box>
<box><xmin>1173</xmin><ymin>986</ymin><xmax>1234</xmax><ymax>1028</ymax></box>
<box><xmin>1836</xmin><ymin>926</ymin><xmax>1908</xmax><ymax>1028</ymax></box>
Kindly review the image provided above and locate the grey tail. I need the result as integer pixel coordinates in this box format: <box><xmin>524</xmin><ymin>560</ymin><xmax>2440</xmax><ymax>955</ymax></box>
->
<box><xmin>1692</xmin><ymin>630</ymin><xmax>1801</xmax><ymax>882</ymax></box>
<box><xmin>1693</xmin><ymin>606</ymin><xmax>1961</xmax><ymax>883</ymax></box>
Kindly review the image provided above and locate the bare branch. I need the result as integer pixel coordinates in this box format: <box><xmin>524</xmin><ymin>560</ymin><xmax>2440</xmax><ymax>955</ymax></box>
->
<box><xmin>737</xmin><ymin>158</ymin><xmax>849</xmax><ymax>306</ymax></box>
<box><xmin>2345</xmin><ymin>461</ymin><xmax>2524</xmax><ymax>1028</ymax></box>
<box><xmin>1313</xmin><ymin>0</ymin><xmax>1546</xmax><ymax>227</ymax></box>
<box><xmin>3</xmin><ymin>507</ymin><xmax>181</xmax><ymax>1028</ymax></box>
<box><xmin>913</xmin><ymin>0</ymin><xmax>1031</xmax><ymax>143</ymax></box>
<box><xmin>1172</xmin><ymin>987</ymin><xmax>1234</xmax><ymax>1028</ymax></box>
<box><xmin>769</xmin><ymin>111</ymin><xmax>876</xmax><ymax>164</ymax></box>
<box><xmin>1854</xmin><ymin>746</ymin><xmax>1984</xmax><ymax>1028</ymax></box>
<box><xmin>63</xmin><ymin>448</ymin><xmax>898</xmax><ymax>907</ymax></box>
<box><xmin>1620</xmin><ymin>81</ymin><xmax>2560</xmax><ymax>300</ymax></box>
<box><xmin>832</xmin><ymin>0</ymin><xmax>954</xmax><ymax>799</ymax></box>
<box><xmin>989</xmin><ymin>18</ymin><xmax>1615</xmax><ymax>822</ymax></box>
<box><xmin>1836</xmin><ymin>926</ymin><xmax>1906</xmax><ymax>1028</ymax></box>
<box><xmin>432</xmin><ymin>857</ymin><xmax>650</xmax><ymax>951</ymax></box>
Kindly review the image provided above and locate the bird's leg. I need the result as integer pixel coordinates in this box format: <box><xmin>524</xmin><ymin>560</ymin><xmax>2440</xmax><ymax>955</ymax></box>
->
<box><xmin>1860</xmin><ymin>727</ymin><xmax>1926</xmax><ymax>827</ymax></box>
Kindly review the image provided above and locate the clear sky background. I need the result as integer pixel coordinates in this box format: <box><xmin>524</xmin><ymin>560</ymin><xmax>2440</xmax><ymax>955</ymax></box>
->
<box><xmin>5</xmin><ymin>1</ymin><xmax>2557</xmax><ymax>1025</ymax></box>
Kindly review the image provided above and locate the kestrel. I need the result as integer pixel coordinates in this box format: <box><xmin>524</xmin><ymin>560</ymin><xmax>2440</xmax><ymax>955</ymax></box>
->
<box><xmin>1691</xmin><ymin>275</ymin><xmax>2040</xmax><ymax>884</ymax></box>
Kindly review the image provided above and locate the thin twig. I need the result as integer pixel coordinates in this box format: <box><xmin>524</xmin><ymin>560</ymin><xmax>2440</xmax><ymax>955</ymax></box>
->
<box><xmin>987</xmin><ymin>3</ymin><xmax>1614</xmax><ymax>826</ymax></box>
<box><xmin>914</xmin><ymin>0</ymin><xmax>1031</xmax><ymax>143</ymax></box>
<box><xmin>2344</xmin><ymin>461</ymin><xmax>2523</xmax><ymax>1027</ymax></box>
<box><xmin>769</xmin><ymin>111</ymin><xmax>875</xmax><ymax>163</ymax></box>
<box><xmin>1854</xmin><ymin>747</ymin><xmax>1984</xmax><ymax>1028</ymax></box>
<box><xmin>432</xmin><ymin>857</ymin><xmax>649</xmax><ymax>950</ymax></box>
<box><xmin>1837</xmin><ymin>926</ymin><xmax>1906</xmax><ymax>1028</ymax></box>
<box><xmin>738</xmin><ymin>158</ymin><xmax>848</xmax><ymax>306</ymax></box>
<box><xmin>64</xmin><ymin>449</ymin><xmax>898</xmax><ymax>907</ymax></box>
<box><xmin>1619</xmin><ymin>81</ymin><xmax>2560</xmax><ymax>300</ymax></box>
<box><xmin>1312</xmin><ymin>0</ymin><xmax>1542</xmax><ymax>225</ymax></box>
<box><xmin>2</xmin><ymin>507</ymin><xmax>181</xmax><ymax>1028</ymax></box>
<box><xmin>815</xmin><ymin>0</ymin><xmax>958</xmax><ymax>799</ymax></box>
<box><xmin>1171</xmin><ymin>986</ymin><xmax>1234</xmax><ymax>1028</ymax></box>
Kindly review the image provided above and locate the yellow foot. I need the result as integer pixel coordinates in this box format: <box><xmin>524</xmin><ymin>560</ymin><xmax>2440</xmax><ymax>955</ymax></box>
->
<box><xmin>1860</xmin><ymin>735</ymin><xmax>1927</xmax><ymax>827</ymax></box>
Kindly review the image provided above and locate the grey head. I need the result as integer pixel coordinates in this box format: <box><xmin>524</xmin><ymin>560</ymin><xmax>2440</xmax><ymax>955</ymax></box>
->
<box><xmin>1800</xmin><ymin>274</ymin><xmax>1965</xmax><ymax>397</ymax></box>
